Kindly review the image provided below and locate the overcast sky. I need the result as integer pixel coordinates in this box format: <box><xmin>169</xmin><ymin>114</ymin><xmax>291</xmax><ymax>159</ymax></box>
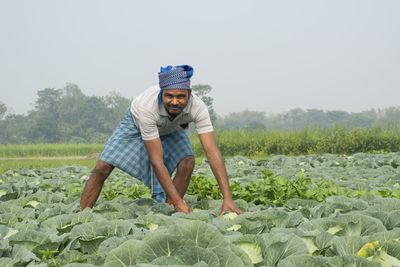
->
<box><xmin>1</xmin><ymin>0</ymin><xmax>399</xmax><ymax>116</ymax></box>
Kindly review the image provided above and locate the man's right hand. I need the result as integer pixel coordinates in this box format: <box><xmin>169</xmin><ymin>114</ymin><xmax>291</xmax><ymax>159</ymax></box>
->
<box><xmin>173</xmin><ymin>200</ymin><xmax>192</xmax><ymax>214</ymax></box>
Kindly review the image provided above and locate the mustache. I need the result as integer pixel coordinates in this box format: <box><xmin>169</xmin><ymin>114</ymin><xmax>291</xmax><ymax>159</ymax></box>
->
<box><xmin>166</xmin><ymin>103</ymin><xmax>184</xmax><ymax>108</ymax></box>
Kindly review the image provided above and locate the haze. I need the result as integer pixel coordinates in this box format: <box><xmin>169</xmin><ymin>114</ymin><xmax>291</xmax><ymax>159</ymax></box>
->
<box><xmin>1</xmin><ymin>0</ymin><xmax>399</xmax><ymax>116</ymax></box>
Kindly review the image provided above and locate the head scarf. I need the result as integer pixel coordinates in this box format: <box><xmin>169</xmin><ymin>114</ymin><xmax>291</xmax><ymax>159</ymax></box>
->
<box><xmin>158</xmin><ymin>65</ymin><xmax>193</xmax><ymax>105</ymax></box>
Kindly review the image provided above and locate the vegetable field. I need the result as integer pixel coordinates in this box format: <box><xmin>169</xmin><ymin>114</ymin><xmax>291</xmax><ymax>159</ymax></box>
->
<box><xmin>2</xmin><ymin>125</ymin><xmax>400</xmax><ymax>158</ymax></box>
<box><xmin>1</xmin><ymin>153</ymin><xmax>400</xmax><ymax>266</ymax></box>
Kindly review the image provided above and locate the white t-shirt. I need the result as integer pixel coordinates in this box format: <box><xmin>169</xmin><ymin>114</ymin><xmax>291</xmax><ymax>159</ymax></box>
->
<box><xmin>130</xmin><ymin>85</ymin><xmax>214</xmax><ymax>140</ymax></box>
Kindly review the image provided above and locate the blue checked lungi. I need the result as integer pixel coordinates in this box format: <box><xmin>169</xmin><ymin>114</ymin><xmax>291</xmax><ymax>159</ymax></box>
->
<box><xmin>100</xmin><ymin>109</ymin><xmax>193</xmax><ymax>203</ymax></box>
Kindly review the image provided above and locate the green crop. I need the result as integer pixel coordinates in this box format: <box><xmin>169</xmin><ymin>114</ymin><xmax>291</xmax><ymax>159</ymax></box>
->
<box><xmin>1</xmin><ymin>153</ymin><xmax>400</xmax><ymax>266</ymax></box>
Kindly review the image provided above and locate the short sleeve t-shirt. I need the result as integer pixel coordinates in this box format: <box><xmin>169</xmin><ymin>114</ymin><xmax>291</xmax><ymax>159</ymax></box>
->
<box><xmin>130</xmin><ymin>85</ymin><xmax>214</xmax><ymax>140</ymax></box>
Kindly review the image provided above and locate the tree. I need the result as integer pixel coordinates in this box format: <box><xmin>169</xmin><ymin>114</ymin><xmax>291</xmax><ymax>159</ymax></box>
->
<box><xmin>58</xmin><ymin>83</ymin><xmax>86</xmax><ymax>137</ymax></box>
<box><xmin>282</xmin><ymin>108</ymin><xmax>308</xmax><ymax>131</ymax></box>
<box><xmin>192</xmin><ymin>84</ymin><xmax>216</xmax><ymax>124</ymax></box>
<box><xmin>0</xmin><ymin>101</ymin><xmax>6</xmax><ymax>120</ymax></box>
<box><xmin>381</xmin><ymin>106</ymin><xmax>400</xmax><ymax>123</ymax></box>
<box><xmin>79</xmin><ymin>96</ymin><xmax>109</xmax><ymax>133</ymax></box>
<box><xmin>29</xmin><ymin>88</ymin><xmax>64</xmax><ymax>143</ymax></box>
<box><xmin>58</xmin><ymin>84</ymin><xmax>129</xmax><ymax>141</ymax></box>
<box><xmin>325</xmin><ymin>110</ymin><xmax>350</xmax><ymax>124</ymax></box>
<box><xmin>64</xmin><ymin>82</ymin><xmax>85</xmax><ymax>98</ymax></box>
<box><xmin>103</xmin><ymin>91</ymin><xmax>131</xmax><ymax>131</ymax></box>
<box><xmin>0</xmin><ymin>114</ymin><xmax>32</xmax><ymax>144</ymax></box>
<box><xmin>35</xmin><ymin>88</ymin><xmax>63</xmax><ymax>112</ymax></box>
<box><xmin>305</xmin><ymin>109</ymin><xmax>326</xmax><ymax>127</ymax></box>
<box><xmin>217</xmin><ymin>109</ymin><xmax>267</xmax><ymax>130</ymax></box>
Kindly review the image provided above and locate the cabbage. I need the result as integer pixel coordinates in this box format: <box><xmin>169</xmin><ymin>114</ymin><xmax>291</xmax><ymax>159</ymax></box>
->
<box><xmin>234</xmin><ymin>241</ymin><xmax>263</xmax><ymax>264</ymax></box>
<box><xmin>368</xmin><ymin>249</ymin><xmax>400</xmax><ymax>266</ymax></box>
<box><xmin>223</xmin><ymin>212</ymin><xmax>238</xmax><ymax>220</ymax></box>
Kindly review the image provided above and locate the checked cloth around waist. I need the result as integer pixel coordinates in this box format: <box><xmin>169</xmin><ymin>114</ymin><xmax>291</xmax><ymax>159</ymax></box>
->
<box><xmin>100</xmin><ymin>109</ymin><xmax>193</xmax><ymax>200</ymax></box>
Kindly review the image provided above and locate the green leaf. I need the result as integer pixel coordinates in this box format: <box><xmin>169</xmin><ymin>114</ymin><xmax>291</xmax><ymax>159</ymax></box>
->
<box><xmin>277</xmin><ymin>254</ymin><xmax>327</xmax><ymax>267</ymax></box>
<box><xmin>262</xmin><ymin>233</ymin><xmax>309</xmax><ymax>266</ymax></box>
<box><xmin>11</xmin><ymin>245</ymin><xmax>39</xmax><ymax>264</ymax></box>
<box><xmin>0</xmin><ymin>258</ymin><xmax>18</xmax><ymax>267</ymax></box>
<box><xmin>8</xmin><ymin>230</ymin><xmax>50</xmax><ymax>250</ymax></box>
<box><xmin>326</xmin><ymin>255</ymin><xmax>381</xmax><ymax>266</ymax></box>
<box><xmin>138</xmin><ymin>234</ymin><xmax>190</xmax><ymax>263</ymax></box>
<box><xmin>168</xmin><ymin>220</ymin><xmax>228</xmax><ymax>249</ymax></box>
<box><xmin>104</xmin><ymin>239</ymin><xmax>145</xmax><ymax>267</ymax></box>
<box><xmin>150</xmin><ymin>256</ymin><xmax>185</xmax><ymax>265</ymax></box>
<box><xmin>213</xmin><ymin>246</ymin><xmax>245</xmax><ymax>267</ymax></box>
<box><xmin>233</xmin><ymin>235</ymin><xmax>264</xmax><ymax>264</ymax></box>
<box><xmin>330</xmin><ymin>236</ymin><xmax>364</xmax><ymax>256</ymax></box>
<box><xmin>179</xmin><ymin>246</ymin><xmax>220</xmax><ymax>267</ymax></box>
<box><xmin>230</xmin><ymin>244</ymin><xmax>253</xmax><ymax>267</ymax></box>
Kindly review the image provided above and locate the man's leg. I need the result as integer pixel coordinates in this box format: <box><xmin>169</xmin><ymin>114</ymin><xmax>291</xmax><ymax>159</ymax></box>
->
<box><xmin>171</xmin><ymin>155</ymin><xmax>195</xmax><ymax>199</ymax></box>
<box><xmin>80</xmin><ymin>160</ymin><xmax>114</xmax><ymax>210</ymax></box>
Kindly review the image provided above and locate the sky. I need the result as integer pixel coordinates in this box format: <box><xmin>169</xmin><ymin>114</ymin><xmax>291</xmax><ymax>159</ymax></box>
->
<box><xmin>1</xmin><ymin>0</ymin><xmax>399</xmax><ymax>116</ymax></box>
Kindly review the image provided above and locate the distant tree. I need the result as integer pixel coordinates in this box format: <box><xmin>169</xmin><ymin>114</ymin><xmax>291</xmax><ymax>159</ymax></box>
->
<box><xmin>217</xmin><ymin>109</ymin><xmax>267</xmax><ymax>130</ymax></box>
<box><xmin>305</xmin><ymin>109</ymin><xmax>326</xmax><ymax>126</ymax></box>
<box><xmin>358</xmin><ymin>108</ymin><xmax>378</xmax><ymax>120</ymax></box>
<box><xmin>57</xmin><ymin>83</ymin><xmax>114</xmax><ymax>141</ymax></box>
<box><xmin>382</xmin><ymin>106</ymin><xmax>400</xmax><ymax>123</ymax></box>
<box><xmin>325</xmin><ymin>110</ymin><xmax>350</xmax><ymax>124</ymax></box>
<box><xmin>64</xmin><ymin>82</ymin><xmax>85</xmax><ymax>98</ymax></box>
<box><xmin>0</xmin><ymin>101</ymin><xmax>7</xmax><ymax>120</ymax></box>
<box><xmin>34</xmin><ymin>88</ymin><xmax>63</xmax><ymax>111</ymax></box>
<box><xmin>3</xmin><ymin>81</ymin><xmax>400</xmax><ymax>145</ymax></box>
<box><xmin>103</xmin><ymin>91</ymin><xmax>131</xmax><ymax>130</ymax></box>
<box><xmin>58</xmin><ymin>83</ymin><xmax>86</xmax><ymax>136</ymax></box>
<box><xmin>192</xmin><ymin>84</ymin><xmax>216</xmax><ymax>124</ymax></box>
<box><xmin>282</xmin><ymin>108</ymin><xmax>308</xmax><ymax>131</ymax></box>
<box><xmin>105</xmin><ymin>91</ymin><xmax>131</xmax><ymax>110</ymax></box>
<box><xmin>79</xmin><ymin>96</ymin><xmax>109</xmax><ymax>133</ymax></box>
<box><xmin>29</xmin><ymin>88</ymin><xmax>63</xmax><ymax>143</ymax></box>
<box><xmin>348</xmin><ymin>109</ymin><xmax>376</xmax><ymax>127</ymax></box>
<box><xmin>55</xmin><ymin>84</ymin><xmax>131</xmax><ymax>142</ymax></box>
<box><xmin>0</xmin><ymin>114</ymin><xmax>32</xmax><ymax>144</ymax></box>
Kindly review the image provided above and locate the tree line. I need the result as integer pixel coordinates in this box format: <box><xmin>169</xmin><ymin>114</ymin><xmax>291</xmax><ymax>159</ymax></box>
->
<box><xmin>0</xmin><ymin>83</ymin><xmax>130</xmax><ymax>144</ymax></box>
<box><xmin>0</xmin><ymin>83</ymin><xmax>399</xmax><ymax>145</ymax></box>
<box><xmin>215</xmin><ymin>107</ymin><xmax>400</xmax><ymax>131</ymax></box>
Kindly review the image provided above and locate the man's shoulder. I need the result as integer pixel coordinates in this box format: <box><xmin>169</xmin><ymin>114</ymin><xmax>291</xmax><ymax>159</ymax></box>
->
<box><xmin>190</xmin><ymin>93</ymin><xmax>208</xmax><ymax>111</ymax></box>
<box><xmin>131</xmin><ymin>85</ymin><xmax>160</xmax><ymax>119</ymax></box>
<box><xmin>132</xmin><ymin>85</ymin><xmax>159</xmax><ymax>106</ymax></box>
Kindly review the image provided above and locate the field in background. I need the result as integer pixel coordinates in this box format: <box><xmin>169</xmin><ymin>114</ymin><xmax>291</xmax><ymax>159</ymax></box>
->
<box><xmin>1</xmin><ymin>125</ymin><xmax>400</xmax><ymax>157</ymax></box>
<box><xmin>0</xmin><ymin>158</ymin><xmax>208</xmax><ymax>175</ymax></box>
<box><xmin>0</xmin><ymin>158</ymin><xmax>98</xmax><ymax>174</ymax></box>
<box><xmin>1</xmin><ymin>125</ymin><xmax>399</xmax><ymax>174</ymax></box>
<box><xmin>0</xmin><ymin>143</ymin><xmax>104</xmax><ymax>158</ymax></box>
<box><xmin>193</xmin><ymin>125</ymin><xmax>400</xmax><ymax>156</ymax></box>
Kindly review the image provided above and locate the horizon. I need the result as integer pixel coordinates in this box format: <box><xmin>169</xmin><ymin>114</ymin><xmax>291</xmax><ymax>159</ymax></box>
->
<box><xmin>2</xmin><ymin>82</ymin><xmax>399</xmax><ymax>118</ymax></box>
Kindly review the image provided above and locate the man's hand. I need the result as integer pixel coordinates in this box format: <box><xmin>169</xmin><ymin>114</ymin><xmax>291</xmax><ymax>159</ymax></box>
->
<box><xmin>219</xmin><ymin>199</ymin><xmax>243</xmax><ymax>216</ymax></box>
<box><xmin>198</xmin><ymin>132</ymin><xmax>243</xmax><ymax>216</ymax></box>
<box><xmin>173</xmin><ymin>200</ymin><xmax>192</xmax><ymax>214</ymax></box>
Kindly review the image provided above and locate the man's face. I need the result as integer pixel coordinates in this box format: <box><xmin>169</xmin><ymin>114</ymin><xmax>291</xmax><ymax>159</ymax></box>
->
<box><xmin>162</xmin><ymin>89</ymin><xmax>191</xmax><ymax>116</ymax></box>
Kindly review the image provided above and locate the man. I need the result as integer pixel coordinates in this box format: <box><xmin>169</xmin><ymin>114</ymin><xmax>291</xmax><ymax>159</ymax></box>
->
<box><xmin>80</xmin><ymin>65</ymin><xmax>242</xmax><ymax>215</ymax></box>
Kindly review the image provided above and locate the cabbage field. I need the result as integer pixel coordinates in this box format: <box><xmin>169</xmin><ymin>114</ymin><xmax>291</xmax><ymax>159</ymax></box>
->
<box><xmin>1</xmin><ymin>152</ymin><xmax>400</xmax><ymax>266</ymax></box>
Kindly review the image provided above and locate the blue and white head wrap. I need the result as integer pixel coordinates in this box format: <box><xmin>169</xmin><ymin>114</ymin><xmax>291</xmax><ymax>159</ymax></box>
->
<box><xmin>158</xmin><ymin>65</ymin><xmax>193</xmax><ymax>105</ymax></box>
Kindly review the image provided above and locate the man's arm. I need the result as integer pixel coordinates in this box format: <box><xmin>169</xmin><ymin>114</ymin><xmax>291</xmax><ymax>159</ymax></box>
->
<box><xmin>198</xmin><ymin>131</ymin><xmax>243</xmax><ymax>215</ymax></box>
<box><xmin>143</xmin><ymin>138</ymin><xmax>192</xmax><ymax>213</ymax></box>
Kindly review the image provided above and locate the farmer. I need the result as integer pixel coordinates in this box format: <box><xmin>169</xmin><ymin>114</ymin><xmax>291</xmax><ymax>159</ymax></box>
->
<box><xmin>80</xmin><ymin>65</ymin><xmax>242</xmax><ymax>215</ymax></box>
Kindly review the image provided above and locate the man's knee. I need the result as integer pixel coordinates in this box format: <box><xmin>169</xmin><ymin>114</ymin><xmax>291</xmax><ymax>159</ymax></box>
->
<box><xmin>178</xmin><ymin>156</ymin><xmax>195</xmax><ymax>173</ymax></box>
<box><xmin>92</xmin><ymin>160</ymin><xmax>114</xmax><ymax>181</ymax></box>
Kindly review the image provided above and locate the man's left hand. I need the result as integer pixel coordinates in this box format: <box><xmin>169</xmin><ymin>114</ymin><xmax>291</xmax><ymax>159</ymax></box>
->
<box><xmin>219</xmin><ymin>198</ymin><xmax>243</xmax><ymax>216</ymax></box>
